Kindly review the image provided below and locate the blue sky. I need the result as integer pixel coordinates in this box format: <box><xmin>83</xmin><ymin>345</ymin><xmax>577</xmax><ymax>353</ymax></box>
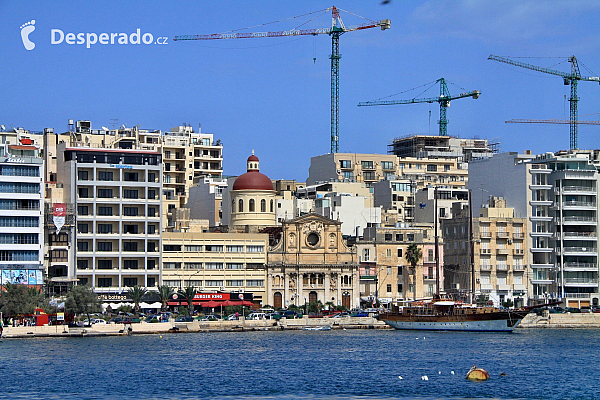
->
<box><xmin>2</xmin><ymin>1</ymin><xmax>600</xmax><ymax>181</ymax></box>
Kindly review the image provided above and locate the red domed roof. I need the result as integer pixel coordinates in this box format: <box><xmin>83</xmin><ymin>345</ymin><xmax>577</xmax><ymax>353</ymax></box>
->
<box><xmin>232</xmin><ymin>153</ymin><xmax>274</xmax><ymax>191</ymax></box>
<box><xmin>233</xmin><ymin>171</ymin><xmax>274</xmax><ymax>191</ymax></box>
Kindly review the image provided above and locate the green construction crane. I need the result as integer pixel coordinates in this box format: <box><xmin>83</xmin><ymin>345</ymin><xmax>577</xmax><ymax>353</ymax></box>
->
<box><xmin>358</xmin><ymin>78</ymin><xmax>480</xmax><ymax>136</ymax></box>
<box><xmin>488</xmin><ymin>55</ymin><xmax>600</xmax><ymax>150</ymax></box>
<box><xmin>174</xmin><ymin>7</ymin><xmax>390</xmax><ymax>154</ymax></box>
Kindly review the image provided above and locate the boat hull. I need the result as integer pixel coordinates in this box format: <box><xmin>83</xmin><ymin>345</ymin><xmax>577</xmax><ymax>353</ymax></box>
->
<box><xmin>379</xmin><ymin>311</ymin><xmax>528</xmax><ymax>332</ymax></box>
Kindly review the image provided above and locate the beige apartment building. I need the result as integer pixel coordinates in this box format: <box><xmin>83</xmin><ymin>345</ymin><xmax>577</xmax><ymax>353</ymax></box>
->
<box><xmin>443</xmin><ymin>197</ymin><xmax>528</xmax><ymax>307</ymax></box>
<box><xmin>161</xmin><ymin>231</ymin><xmax>269</xmax><ymax>305</ymax></box>
<box><xmin>356</xmin><ymin>225</ymin><xmax>441</xmax><ymax>306</ymax></box>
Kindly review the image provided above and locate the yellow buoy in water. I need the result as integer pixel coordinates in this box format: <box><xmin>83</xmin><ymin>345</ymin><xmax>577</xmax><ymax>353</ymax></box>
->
<box><xmin>466</xmin><ymin>365</ymin><xmax>490</xmax><ymax>381</ymax></box>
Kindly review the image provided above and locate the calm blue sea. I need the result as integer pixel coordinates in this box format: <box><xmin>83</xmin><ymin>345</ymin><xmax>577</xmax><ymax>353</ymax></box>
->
<box><xmin>0</xmin><ymin>328</ymin><xmax>597</xmax><ymax>400</ymax></box>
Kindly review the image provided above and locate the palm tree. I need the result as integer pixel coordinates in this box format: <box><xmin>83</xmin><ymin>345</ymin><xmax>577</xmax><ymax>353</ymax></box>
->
<box><xmin>157</xmin><ymin>285</ymin><xmax>174</xmax><ymax>312</ymax></box>
<box><xmin>126</xmin><ymin>285</ymin><xmax>147</xmax><ymax>315</ymax></box>
<box><xmin>405</xmin><ymin>243</ymin><xmax>422</xmax><ymax>301</ymax></box>
<box><xmin>178</xmin><ymin>286</ymin><xmax>197</xmax><ymax>317</ymax></box>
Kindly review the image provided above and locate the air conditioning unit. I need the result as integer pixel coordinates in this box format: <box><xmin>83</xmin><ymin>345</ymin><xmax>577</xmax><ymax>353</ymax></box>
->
<box><xmin>220</xmin><ymin>287</ymin><xmax>225</xmax><ymax>291</ymax></box>
<box><xmin>238</xmin><ymin>289</ymin><xmax>244</xmax><ymax>293</ymax></box>
<box><xmin>451</xmin><ymin>283</ymin><xmax>460</xmax><ymax>290</ymax></box>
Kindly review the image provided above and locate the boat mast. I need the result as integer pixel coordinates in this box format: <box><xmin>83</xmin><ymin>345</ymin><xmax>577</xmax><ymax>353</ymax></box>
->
<box><xmin>434</xmin><ymin>186</ymin><xmax>440</xmax><ymax>295</ymax></box>
<box><xmin>469</xmin><ymin>190</ymin><xmax>475</xmax><ymax>304</ymax></box>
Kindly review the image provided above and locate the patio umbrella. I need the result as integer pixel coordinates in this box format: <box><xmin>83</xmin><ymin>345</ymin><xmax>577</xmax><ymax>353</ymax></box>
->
<box><xmin>204</xmin><ymin>300</ymin><xmax>220</xmax><ymax>308</ymax></box>
<box><xmin>222</xmin><ymin>300</ymin><xmax>235</xmax><ymax>306</ymax></box>
<box><xmin>242</xmin><ymin>300</ymin><xmax>253</xmax><ymax>307</ymax></box>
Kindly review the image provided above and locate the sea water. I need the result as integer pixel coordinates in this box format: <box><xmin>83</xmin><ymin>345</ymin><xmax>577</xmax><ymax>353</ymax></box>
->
<box><xmin>0</xmin><ymin>329</ymin><xmax>598</xmax><ymax>400</ymax></box>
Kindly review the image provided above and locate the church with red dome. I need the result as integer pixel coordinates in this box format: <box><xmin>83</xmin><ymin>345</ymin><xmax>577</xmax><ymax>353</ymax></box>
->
<box><xmin>229</xmin><ymin>152</ymin><xmax>277</xmax><ymax>231</ymax></box>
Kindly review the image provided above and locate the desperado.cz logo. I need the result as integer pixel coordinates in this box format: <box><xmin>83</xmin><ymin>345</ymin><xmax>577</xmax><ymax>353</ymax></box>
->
<box><xmin>52</xmin><ymin>28</ymin><xmax>168</xmax><ymax>48</ymax></box>
<box><xmin>20</xmin><ymin>20</ymin><xmax>168</xmax><ymax>50</ymax></box>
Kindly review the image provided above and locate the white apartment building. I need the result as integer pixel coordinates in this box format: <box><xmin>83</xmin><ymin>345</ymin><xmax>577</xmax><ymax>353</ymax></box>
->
<box><xmin>56</xmin><ymin>144</ymin><xmax>162</xmax><ymax>292</ymax></box>
<box><xmin>470</xmin><ymin>151</ymin><xmax>599</xmax><ymax>307</ymax></box>
<box><xmin>0</xmin><ymin>142</ymin><xmax>45</xmax><ymax>287</ymax></box>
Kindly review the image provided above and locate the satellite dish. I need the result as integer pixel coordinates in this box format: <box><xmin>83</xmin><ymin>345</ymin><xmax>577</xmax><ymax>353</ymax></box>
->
<box><xmin>101</xmin><ymin>127</ymin><xmax>109</xmax><ymax>131</ymax></box>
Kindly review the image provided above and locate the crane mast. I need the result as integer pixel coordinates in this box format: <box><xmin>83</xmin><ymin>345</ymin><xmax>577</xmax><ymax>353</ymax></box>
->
<box><xmin>489</xmin><ymin>55</ymin><xmax>600</xmax><ymax>150</ymax></box>
<box><xmin>174</xmin><ymin>7</ymin><xmax>390</xmax><ymax>154</ymax></box>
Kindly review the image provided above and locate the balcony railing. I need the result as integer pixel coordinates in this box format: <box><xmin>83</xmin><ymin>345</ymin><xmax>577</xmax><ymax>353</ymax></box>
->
<box><xmin>480</xmin><ymin>265</ymin><xmax>492</xmax><ymax>271</ymax></box>
<box><xmin>496</xmin><ymin>264</ymin><xmax>509</xmax><ymax>271</ymax></box>
<box><xmin>513</xmin><ymin>265</ymin><xmax>526</xmax><ymax>271</ymax></box>
<box><xmin>564</xmin><ymin>278</ymin><xmax>598</xmax><ymax>284</ymax></box>
<box><xmin>562</xmin><ymin>262</ymin><xmax>597</xmax><ymax>270</ymax></box>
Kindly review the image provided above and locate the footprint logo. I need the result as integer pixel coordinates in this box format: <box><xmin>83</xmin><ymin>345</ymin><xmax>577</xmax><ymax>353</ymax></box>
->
<box><xmin>20</xmin><ymin>20</ymin><xmax>36</xmax><ymax>50</ymax></box>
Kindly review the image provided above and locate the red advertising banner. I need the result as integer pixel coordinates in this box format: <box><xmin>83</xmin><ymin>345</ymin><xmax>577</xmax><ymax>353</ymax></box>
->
<box><xmin>193</xmin><ymin>293</ymin><xmax>231</xmax><ymax>301</ymax></box>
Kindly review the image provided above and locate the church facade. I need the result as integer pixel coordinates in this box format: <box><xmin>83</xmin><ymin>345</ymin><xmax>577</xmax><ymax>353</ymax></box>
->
<box><xmin>266</xmin><ymin>213</ymin><xmax>359</xmax><ymax>309</ymax></box>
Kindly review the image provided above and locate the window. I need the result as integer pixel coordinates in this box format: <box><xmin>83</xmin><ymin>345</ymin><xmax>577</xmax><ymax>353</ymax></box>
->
<box><xmin>246</xmin><ymin>245</ymin><xmax>264</xmax><ymax>253</ymax></box>
<box><xmin>363</xmin><ymin>248</ymin><xmax>370</xmax><ymax>261</ymax></box>
<box><xmin>249</xmin><ymin>199</ymin><xmax>255</xmax><ymax>212</ymax></box>
<box><xmin>77</xmin><ymin>241</ymin><xmax>89</xmax><ymax>252</ymax></box>
<box><xmin>97</xmin><ymin>242</ymin><xmax>112</xmax><ymax>252</ymax></box>
<box><xmin>238</xmin><ymin>199</ymin><xmax>243</xmax><ymax>212</ymax></box>
<box><xmin>163</xmin><ymin>245</ymin><xmax>181</xmax><ymax>251</ymax></box>
<box><xmin>396</xmin><ymin>234</ymin><xmax>403</xmax><ymax>241</ymax></box>
<box><xmin>226</xmin><ymin>245</ymin><xmax>244</xmax><ymax>252</ymax></box>
<box><xmin>227</xmin><ymin>280</ymin><xmax>244</xmax><ymax>287</ymax></box>
<box><xmin>270</xmin><ymin>199</ymin><xmax>274</xmax><ymax>212</ymax></box>
<box><xmin>428</xmin><ymin>249</ymin><xmax>434</xmax><ymax>262</ymax></box>
<box><xmin>97</xmin><ymin>260</ymin><xmax>112</xmax><ymax>269</ymax></box>
<box><xmin>387</xmin><ymin>284</ymin><xmax>392</xmax><ymax>293</ymax></box>
<box><xmin>77</xmin><ymin>260</ymin><xmax>89</xmax><ymax>270</ymax></box>
<box><xmin>148</xmin><ymin>190</ymin><xmax>156</xmax><ymax>201</ymax></box>
<box><xmin>246</xmin><ymin>280</ymin><xmax>264</xmax><ymax>287</ymax></box>
<box><xmin>0</xmin><ymin>217</ymin><xmax>38</xmax><ymax>227</ymax></box>
<box><xmin>97</xmin><ymin>188</ymin><xmax>113</xmax><ymax>198</ymax></box>
<box><xmin>184</xmin><ymin>262</ymin><xmax>203</xmax><ymax>269</ymax></box>
<box><xmin>361</xmin><ymin>161</ymin><xmax>374</xmax><ymax>169</ymax></box>
<box><xmin>205</xmin><ymin>263</ymin><xmax>223</xmax><ymax>270</ymax></box>
<box><xmin>0</xmin><ymin>233</ymin><xmax>39</xmax><ymax>244</ymax></box>
<box><xmin>97</xmin><ymin>224</ymin><xmax>112</xmax><ymax>234</ymax></box>
<box><xmin>123</xmin><ymin>207</ymin><xmax>138</xmax><ymax>216</ymax></box>
<box><xmin>123</xmin><ymin>242</ymin><xmax>138</xmax><ymax>252</ymax></box>
<box><xmin>78</xmin><ymin>188</ymin><xmax>89</xmax><ymax>198</ymax></box>
<box><xmin>123</xmin><ymin>225</ymin><xmax>138</xmax><ymax>234</ymax></box>
<box><xmin>407</xmin><ymin>234</ymin><xmax>414</xmax><ymax>241</ymax></box>
<box><xmin>187</xmin><ymin>280</ymin><xmax>202</xmax><ymax>287</ymax></box>
<box><xmin>123</xmin><ymin>277</ymin><xmax>138</xmax><ymax>287</ymax></box>
<box><xmin>98</xmin><ymin>206</ymin><xmax>112</xmax><ymax>216</ymax></box>
<box><xmin>205</xmin><ymin>280</ymin><xmax>223</xmax><ymax>287</ymax></box>
<box><xmin>78</xmin><ymin>170</ymin><xmax>89</xmax><ymax>180</ymax></box>
<box><xmin>98</xmin><ymin>171</ymin><xmax>113</xmax><ymax>181</ymax></box>
<box><xmin>246</xmin><ymin>263</ymin><xmax>264</xmax><ymax>269</ymax></box>
<box><xmin>363</xmin><ymin>171</ymin><xmax>375</xmax><ymax>180</ymax></box>
<box><xmin>164</xmin><ymin>280</ymin><xmax>180</xmax><ymax>288</ymax></box>
<box><xmin>184</xmin><ymin>245</ymin><xmax>203</xmax><ymax>252</ymax></box>
<box><xmin>78</xmin><ymin>223</ymin><xmax>89</xmax><ymax>233</ymax></box>
<box><xmin>50</xmin><ymin>249</ymin><xmax>68</xmax><ymax>262</ymax></box>
<box><xmin>147</xmin><ymin>207</ymin><xmax>156</xmax><ymax>217</ymax></box>
<box><xmin>339</xmin><ymin>160</ymin><xmax>351</xmax><ymax>169</ymax></box>
<box><xmin>427</xmin><ymin>164</ymin><xmax>437</xmax><ymax>172</ymax></box>
<box><xmin>123</xmin><ymin>189</ymin><xmax>138</xmax><ymax>199</ymax></box>
<box><xmin>148</xmin><ymin>172</ymin><xmax>156</xmax><ymax>183</ymax></box>
<box><xmin>444</xmin><ymin>164</ymin><xmax>451</xmax><ymax>172</ymax></box>
<box><xmin>98</xmin><ymin>278</ymin><xmax>112</xmax><ymax>287</ymax></box>
<box><xmin>123</xmin><ymin>260</ymin><xmax>138</xmax><ymax>269</ymax></box>
<box><xmin>124</xmin><ymin>172</ymin><xmax>138</xmax><ymax>182</ymax></box>
<box><xmin>387</xmin><ymin>266</ymin><xmax>392</xmax><ymax>275</ymax></box>
<box><xmin>385</xmin><ymin>234</ymin><xmax>392</xmax><ymax>241</ymax></box>
<box><xmin>343</xmin><ymin>171</ymin><xmax>354</xmax><ymax>180</ymax></box>
<box><xmin>148</xmin><ymin>225</ymin><xmax>156</xmax><ymax>234</ymax></box>
<box><xmin>386</xmin><ymin>249</ymin><xmax>392</xmax><ymax>257</ymax></box>
<box><xmin>147</xmin><ymin>242</ymin><xmax>156</xmax><ymax>252</ymax></box>
<box><xmin>397</xmin><ymin>248</ymin><xmax>402</xmax><ymax>257</ymax></box>
<box><xmin>261</xmin><ymin>199</ymin><xmax>266</xmax><ymax>212</ymax></box>
<box><xmin>226</xmin><ymin>263</ymin><xmax>244</xmax><ymax>270</ymax></box>
<box><xmin>381</xmin><ymin>161</ymin><xmax>394</xmax><ymax>170</ymax></box>
<box><xmin>205</xmin><ymin>245</ymin><xmax>223</xmax><ymax>252</ymax></box>
<box><xmin>0</xmin><ymin>182</ymin><xmax>39</xmax><ymax>194</ymax></box>
<box><xmin>163</xmin><ymin>262</ymin><xmax>181</xmax><ymax>269</ymax></box>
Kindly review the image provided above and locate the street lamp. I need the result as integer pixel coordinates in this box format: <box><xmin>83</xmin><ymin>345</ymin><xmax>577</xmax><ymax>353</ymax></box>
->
<box><xmin>304</xmin><ymin>296</ymin><xmax>307</xmax><ymax>315</ymax></box>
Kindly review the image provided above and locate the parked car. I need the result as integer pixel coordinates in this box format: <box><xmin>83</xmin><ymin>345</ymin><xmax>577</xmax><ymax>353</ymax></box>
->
<box><xmin>246</xmin><ymin>313</ymin><xmax>266</xmax><ymax>320</ymax></box>
<box><xmin>278</xmin><ymin>310</ymin><xmax>299</xmax><ymax>319</ymax></box>
<box><xmin>90</xmin><ymin>318</ymin><xmax>107</xmax><ymax>325</ymax></box>
<box><xmin>580</xmin><ymin>306</ymin><xmax>592</xmax><ymax>313</ymax></box>
<box><xmin>175</xmin><ymin>316</ymin><xmax>194</xmax><ymax>322</ymax></box>
<box><xmin>564</xmin><ymin>307</ymin><xmax>581</xmax><ymax>313</ymax></box>
<box><xmin>200</xmin><ymin>314</ymin><xmax>221</xmax><ymax>321</ymax></box>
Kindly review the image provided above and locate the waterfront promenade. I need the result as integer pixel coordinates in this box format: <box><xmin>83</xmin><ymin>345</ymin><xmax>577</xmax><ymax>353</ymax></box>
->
<box><xmin>4</xmin><ymin>312</ymin><xmax>600</xmax><ymax>338</ymax></box>
<box><xmin>1</xmin><ymin>315</ymin><xmax>388</xmax><ymax>338</ymax></box>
